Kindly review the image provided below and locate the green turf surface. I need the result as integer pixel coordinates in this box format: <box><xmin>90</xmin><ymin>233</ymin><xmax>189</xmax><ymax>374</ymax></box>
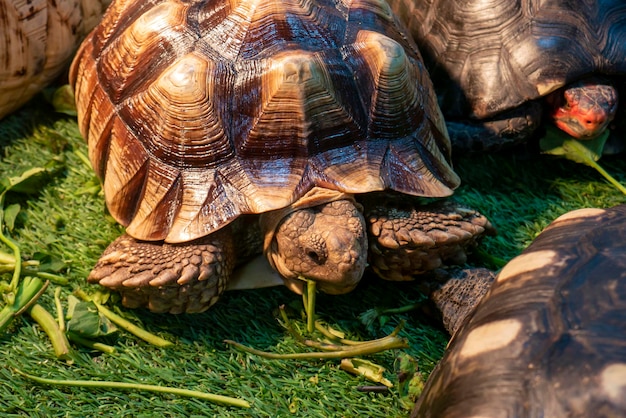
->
<box><xmin>0</xmin><ymin>98</ymin><xmax>624</xmax><ymax>417</ymax></box>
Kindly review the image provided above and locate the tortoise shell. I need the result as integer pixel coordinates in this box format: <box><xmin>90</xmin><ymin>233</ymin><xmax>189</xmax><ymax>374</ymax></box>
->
<box><xmin>70</xmin><ymin>0</ymin><xmax>459</xmax><ymax>244</ymax></box>
<box><xmin>0</xmin><ymin>0</ymin><xmax>110</xmax><ymax>119</ymax></box>
<box><xmin>388</xmin><ymin>0</ymin><xmax>626</xmax><ymax>120</ymax></box>
<box><xmin>412</xmin><ymin>205</ymin><xmax>626</xmax><ymax>417</ymax></box>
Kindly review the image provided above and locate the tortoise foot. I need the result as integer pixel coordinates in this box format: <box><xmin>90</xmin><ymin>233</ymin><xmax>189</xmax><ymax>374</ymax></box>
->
<box><xmin>423</xmin><ymin>267</ymin><xmax>496</xmax><ymax>335</ymax></box>
<box><xmin>88</xmin><ymin>231</ymin><xmax>235</xmax><ymax>314</ymax></box>
<box><xmin>448</xmin><ymin>101</ymin><xmax>543</xmax><ymax>152</ymax></box>
<box><xmin>363</xmin><ymin>196</ymin><xmax>495</xmax><ymax>281</ymax></box>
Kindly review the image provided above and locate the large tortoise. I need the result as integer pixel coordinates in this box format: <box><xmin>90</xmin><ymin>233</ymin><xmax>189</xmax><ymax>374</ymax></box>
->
<box><xmin>414</xmin><ymin>205</ymin><xmax>626</xmax><ymax>417</ymax></box>
<box><xmin>387</xmin><ymin>0</ymin><xmax>626</xmax><ymax>151</ymax></box>
<box><xmin>69</xmin><ymin>0</ymin><xmax>492</xmax><ymax>314</ymax></box>
<box><xmin>0</xmin><ymin>0</ymin><xmax>110</xmax><ymax>120</ymax></box>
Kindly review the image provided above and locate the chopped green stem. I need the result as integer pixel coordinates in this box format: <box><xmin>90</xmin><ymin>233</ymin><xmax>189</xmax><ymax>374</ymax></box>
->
<box><xmin>1</xmin><ymin>276</ymin><xmax>49</xmax><ymax>333</ymax></box>
<box><xmin>0</xmin><ymin>305</ymin><xmax>14</xmax><ymax>333</ymax></box>
<box><xmin>277</xmin><ymin>304</ymin><xmax>408</xmax><ymax>355</ymax></box>
<box><xmin>0</xmin><ymin>232</ymin><xmax>21</xmax><ymax>291</ymax></box>
<box><xmin>375</xmin><ymin>304</ymin><xmax>421</xmax><ymax>316</ymax></box>
<box><xmin>35</xmin><ymin>272</ymin><xmax>69</xmax><ymax>286</ymax></box>
<box><xmin>94</xmin><ymin>303</ymin><xmax>173</xmax><ymax>348</ymax></box>
<box><xmin>277</xmin><ymin>306</ymin><xmax>310</xmax><ymax>345</ymax></box>
<box><xmin>0</xmin><ymin>250</ymin><xmax>16</xmax><ymax>265</ymax></box>
<box><xmin>279</xmin><ymin>305</ymin><xmax>360</xmax><ymax>351</ymax></box>
<box><xmin>28</xmin><ymin>304</ymin><xmax>73</xmax><ymax>361</ymax></box>
<box><xmin>356</xmin><ymin>386</ymin><xmax>390</xmax><ymax>393</ymax></box>
<box><xmin>279</xmin><ymin>314</ymin><xmax>349</xmax><ymax>351</ymax></box>
<box><xmin>315</xmin><ymin>320</ymin><xmax>406</xmax><ymax>346</ymax></box>
<box><xmin>14</xmin><ymin>279</ymin><xmax>49</xmax><ymax>316</ymax></box>
<box><xmin>13</xmin><ymin>368</ymin><xmax>251</xmax><ymax>409</ymax></box>
<box><xmin>0</xmin><ymin>265</ymin><xmax>16</xmax><ymax>274</ymax></box>
<box><xmin>305</xmin><ymin>278</ymin><xmax>316</xmax><ymax>334</ymax></box>
<box><xmin>224</xmin><ymin>335</ymin><xmax>409</xmax><ymax>360</ymax></box>
<box><xmin>54</xmin><ymin>287</ymin><xmax>65</xmax><ymax>332</ymax></box>
<box><xmin>340</xmin><ymin>358</ymin><xmax>393</xmax><ymax>387</ymax></box>
<box><xmin>67</xmin><ymin>332</ymin><xmax>116</xmax><ymax>354</ymax></box>
<box><xmin>313</xmin><ymin>322</ymin><xmax>361</xmax><ymax>345</ymax></box>
<box><xmin>75</xmin><ymin>289</ymin><xmax>173</xmax><ymax>348</ymax></box>
<box><xmin>299</xmin><ymin>340</ymin><xmax>346</xmax><ymax>352</ymax></box>
<box><xmin>586</xmin><ymin>158</ymin><xmax>626</xmax><ymax>195</ymax></box>
<box><xmin>299</xmin><ymin>334</ymin><xmax>407</xmax><ymax>353</ymax></box>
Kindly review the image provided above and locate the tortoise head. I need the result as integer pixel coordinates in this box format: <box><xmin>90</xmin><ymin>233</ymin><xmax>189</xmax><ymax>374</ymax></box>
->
<box><xmin>548</xmin><ymin>77</ymin><xmax>618</xmax><ymax>139</ymax></box>
<box><xmin>262</xmin><ymin>189</ymin><xmax>368</xmax><ymax>296</ymax></box>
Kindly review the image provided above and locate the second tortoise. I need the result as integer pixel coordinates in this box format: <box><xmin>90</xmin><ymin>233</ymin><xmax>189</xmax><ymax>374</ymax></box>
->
<box><xmin>415</xmin><ymin>205</ymin><xmax>626</xmax><ymax>417</ymax></box>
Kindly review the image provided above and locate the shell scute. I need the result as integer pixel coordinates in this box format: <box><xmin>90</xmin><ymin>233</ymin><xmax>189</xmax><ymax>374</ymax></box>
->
<box><xmin>124</xmin><ymin>162</ymin><xmax>184</xmax><ymax>241</ymax></box>
<box><xmin>103</xmin><ymin>121</ymin><xmax>151</xmax><ymax>226</ymax></box>
<box><xmin>98</xmin><ymin>0</ymin><xmax>193</xmax><ymax>104</ymax></box>
<box><xmin>119</xmin><ymin>52</ymin><xmax>234</xmax><ymax>169</ymax></box>
<box><xmin>167</xmin><ymin>166</ymin><xmax>254</xmax><ymax>242</ymax></box>
<box><xmin>234</xmin><ymin>50</ymin><xmax>364</xmax><ymax>159</ymax></box>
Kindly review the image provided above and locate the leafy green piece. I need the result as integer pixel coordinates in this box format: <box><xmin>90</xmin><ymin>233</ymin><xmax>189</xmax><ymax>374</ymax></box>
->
<box><xmin>359</xmin><ymin>302</ymin><xmax>422</xmax><ymax>335</ymax></box>
<box><xmin>66</xmin><ymin>298</ymin><xmax>118</xmax><ymax>338</ymax></box>
<box><xmin>61</xmin><ymin>295</ymin><xmax>116</xmax><ymax>353</ymax></box>
<box><xmin>395</xmin><ymin>353</ymin><xmax>425</xmax><ymax>409</ymax></box>
<box><xmin>32</xmin><ymin>252</ymin><xmax>67</xmax><ymax>273</ymax></box>
<box><xmin>539</xmin><ymin>125</ymin><xmax>609</xmax><ymax>164</ymax></box>
<box><xmin>1</xmin><ymin>167</ymin><xmax>49</xmax><ymax>195</ymax></box>
<box><xmin>3</xmin><ymin>203</ymin><xmax>20</xmax><ymax>232</ymax></box>
<box><xmin>540</xmin><ymin>126</ymin><xmax>626</xmax><ymax>195</ymax></box>
<box><xmin>50</xmin><ymin>85</ymin><xmax>77</xmax><ymax>116</ymax></box>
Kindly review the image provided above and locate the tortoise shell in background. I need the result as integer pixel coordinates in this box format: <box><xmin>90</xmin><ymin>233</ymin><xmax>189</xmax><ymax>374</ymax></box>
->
<box><xmin>412</xmin><ymin>205</ymin><xmax>626</xmax><ymax>417</ymax></box>
<box><xmin>0</xmin><ymin>0</ymin><xmax>110</xmax><ymax>119</ymax></box>
<box><xmin>388</xmin><ymin>0</ymin><xmax>626</xmax><ymax>149</ymax></box>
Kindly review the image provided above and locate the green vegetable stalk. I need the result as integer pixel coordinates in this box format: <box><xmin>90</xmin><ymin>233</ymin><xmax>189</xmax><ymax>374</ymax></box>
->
<box><xmin>0</xmin><ymin>276</ymin><xmax>47</xmax><ymax>333</ymax></box>
<box><xmin>28</xmin><ymin>304</ymin><xmax>73</xmax><ymax>361</ymax></box>
<box><xmin>74</xmin><ymin>289</ymin><xmax>173</xmax><ymax>348</ymax></box>
<box><xmin>13</xmin><ymin>368</ymin><xmax>251</xmax><ymax>409</ymax></box>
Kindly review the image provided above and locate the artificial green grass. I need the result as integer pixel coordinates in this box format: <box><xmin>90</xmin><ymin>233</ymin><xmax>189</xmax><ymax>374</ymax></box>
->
<box><xmin>0</xmin><ymin>97</ymin><xmax>624</xmax><ymax>417</ymax></box>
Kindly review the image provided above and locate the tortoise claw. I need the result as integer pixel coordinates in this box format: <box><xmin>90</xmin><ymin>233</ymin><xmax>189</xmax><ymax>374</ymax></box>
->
<box><xmin>88</xmin><ymin>232</ymin><xmax>234</xmax><ymax>313</ymax></box>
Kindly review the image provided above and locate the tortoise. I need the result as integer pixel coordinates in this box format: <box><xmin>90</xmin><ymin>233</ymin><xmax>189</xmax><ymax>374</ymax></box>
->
<box><xmin>0</xmin><ymin>0</ymin><xmax>110</xmax><ymax>120</ymax></box>
<box><xmin>387</xmin><ymin>0</ymin><xmax>626</xmax><ymax>151</ymax></box>
<box><xmin>69</xmin><ymin>0</ymin><xmax>493</xmax><ymax>314</ymax></box>
<box><xmin>414</xmin><ymin>205</ymin><xmax>626</xmax><ymax>417</ymax></box>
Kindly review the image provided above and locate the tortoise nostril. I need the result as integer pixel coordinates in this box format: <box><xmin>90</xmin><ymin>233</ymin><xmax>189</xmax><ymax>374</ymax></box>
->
<box><xmin>306</xmin><ymin>249</ymin><xmax>325</xmax><ymax>265</ymax></box>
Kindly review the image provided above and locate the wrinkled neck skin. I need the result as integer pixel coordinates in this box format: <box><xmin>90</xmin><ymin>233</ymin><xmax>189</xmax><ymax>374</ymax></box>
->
<box><xmin>261</xmin><ymin>187</ymin><xmax>368</xmax><ymax>296</ymax></box>
<box><xmin>547</xmin><ymin>76</ymin><xmax>618</xmax><ymax>139</ymax></box>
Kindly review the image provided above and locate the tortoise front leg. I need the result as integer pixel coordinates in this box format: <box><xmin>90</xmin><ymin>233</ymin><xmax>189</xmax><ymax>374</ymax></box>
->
<box><xmin>362</xmin><ymin>195</ymin><xmax>494</xmax><ymax>282</ymax></box>
<box><xmin>448</xmin><ymin>101</ymin><xmax>542</xmax><ymax>152</ymax></box>
<box><xmin>88</xmin><ymin>229</ymin><xmax>235</xmax><ymax>314</ymax></box>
